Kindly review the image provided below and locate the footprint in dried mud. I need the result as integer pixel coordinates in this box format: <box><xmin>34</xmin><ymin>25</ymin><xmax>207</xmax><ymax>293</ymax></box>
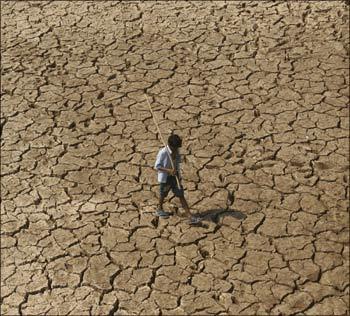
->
<box><xmin>290</xmin><ymin>161</ymin><xmax>304</xmax><ymax>167</ymax></box>
<box><xmin>151</xmin><ymin>217</ymin><xmax>159</xmax><ymax>228</ymax></box>
<box><xmin>313</xmin><ymin>161</ymin><xmax>332</xmax><ymax>170</ymax></box>
<box><xmin>199</xmin><ymin>249</ymin><xmax>209</xmax><ymax>258</ymax></box>
<box><xmin>107</xmin><ymin>74</ymin><xmax>117</xmax><ymax>81</ymax></box>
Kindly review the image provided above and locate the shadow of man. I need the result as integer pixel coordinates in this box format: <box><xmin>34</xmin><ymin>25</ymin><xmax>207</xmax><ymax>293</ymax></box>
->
<box><xmin>197</xmin><ymin>208</ymin><xmax>247</xmax><ymax>224</ymax></box>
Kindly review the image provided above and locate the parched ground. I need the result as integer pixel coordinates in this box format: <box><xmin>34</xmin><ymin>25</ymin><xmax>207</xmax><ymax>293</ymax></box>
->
<box><xmin>1</xmin><ymin>1</ymin><xmax>349</xmax><ymax>315</ymax></box>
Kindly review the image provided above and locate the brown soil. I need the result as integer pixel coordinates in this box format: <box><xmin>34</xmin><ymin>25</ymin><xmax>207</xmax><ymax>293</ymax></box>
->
<box><xmin>1</xmin><ymin>1</ymin><xmax>349</xmax><ymax>315</ymax></box>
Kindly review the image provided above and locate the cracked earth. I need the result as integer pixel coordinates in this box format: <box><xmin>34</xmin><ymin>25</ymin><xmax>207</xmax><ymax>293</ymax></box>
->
<box><xmin>1</xmin><ymin>1</ymin><xmax>349</xmax><ymax>315</ymax></box>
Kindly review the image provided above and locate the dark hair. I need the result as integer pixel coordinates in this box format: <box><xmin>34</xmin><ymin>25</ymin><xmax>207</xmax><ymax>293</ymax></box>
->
<box><xmin>168</xmin><ymin>134</ymin><xmax>182</xmax><ymax>148</ymax></box>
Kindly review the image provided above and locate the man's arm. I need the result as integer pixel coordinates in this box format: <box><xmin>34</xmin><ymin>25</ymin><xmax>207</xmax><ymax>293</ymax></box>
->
<box><xmin>155</xmin><ymin>150</ymin><xmax>176</xmax><ymax>175</ymax></box>
<box><xmin>158</xmin><ymin>167</ymin><xmax>176</xmax><ymax>175</ymax></box>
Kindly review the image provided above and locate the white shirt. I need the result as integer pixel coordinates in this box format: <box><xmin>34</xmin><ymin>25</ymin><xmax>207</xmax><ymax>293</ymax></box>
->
<box><xmin>154</xmin><ymin>146</ymin><xmax>181</xmax><ymax>183</ymax></box>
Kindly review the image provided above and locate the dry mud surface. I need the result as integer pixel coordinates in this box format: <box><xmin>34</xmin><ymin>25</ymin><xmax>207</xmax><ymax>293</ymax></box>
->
<box><xmin>1</xmin><ymin>1</ymin><xmax>349</xmax><ymax>315</ymax></box>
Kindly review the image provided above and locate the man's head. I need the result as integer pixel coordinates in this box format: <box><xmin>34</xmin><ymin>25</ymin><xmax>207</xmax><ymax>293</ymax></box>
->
<box><xmin>168</xmin><ymin>134</ymin><xmax>182</xmax><ymax>150</ymax></box>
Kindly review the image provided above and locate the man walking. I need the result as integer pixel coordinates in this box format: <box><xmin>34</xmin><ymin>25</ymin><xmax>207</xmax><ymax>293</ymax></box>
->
<box><xmin>154</xmin><ymin>134</ymin><xmax>200</xmax><ymax>224</ymax></box>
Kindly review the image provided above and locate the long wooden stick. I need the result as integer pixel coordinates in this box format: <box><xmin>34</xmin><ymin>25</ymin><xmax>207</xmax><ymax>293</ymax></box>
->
<box><xmin>145</xmin><ymin>94</ymin><xmax>181</xmax><ymax>188</ymax></box>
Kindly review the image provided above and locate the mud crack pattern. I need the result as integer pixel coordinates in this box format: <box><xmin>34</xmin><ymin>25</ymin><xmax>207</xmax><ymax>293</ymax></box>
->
<box><xmin>1</xmin><ymin>1</ymin><xmax>349</xmax><ymax>315</ymax></box>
